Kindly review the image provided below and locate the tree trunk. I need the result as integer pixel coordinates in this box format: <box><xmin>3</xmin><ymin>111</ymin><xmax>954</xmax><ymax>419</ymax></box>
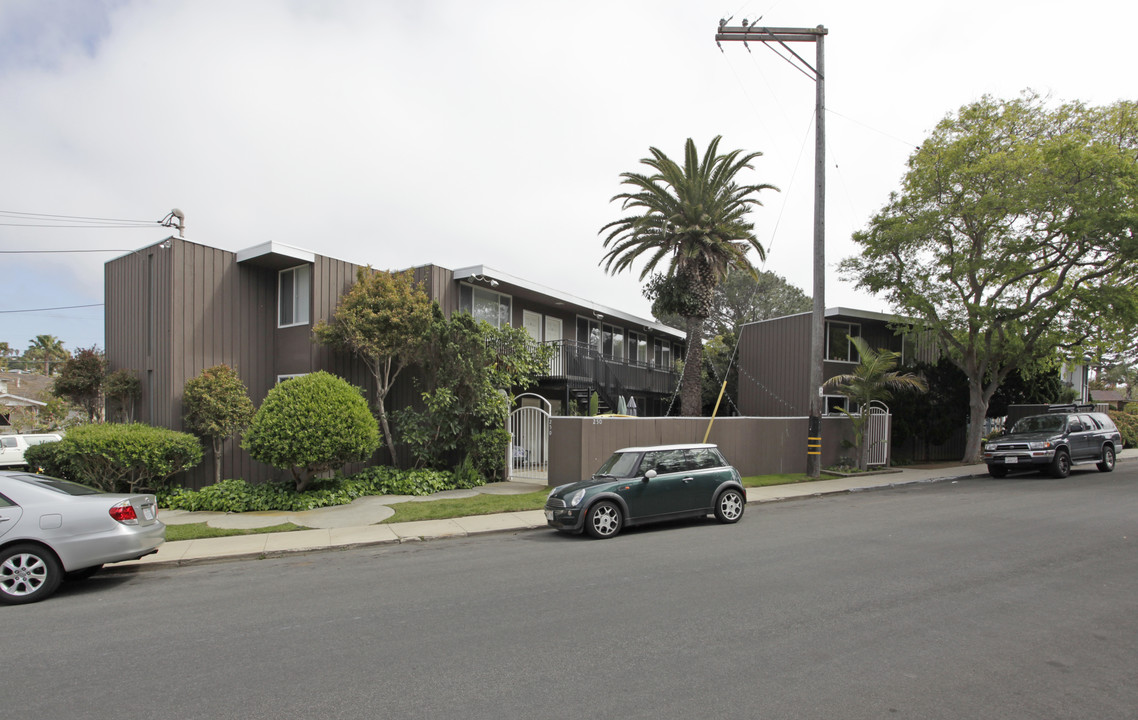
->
<box><xmin>680</xmin><ymin>316</ymin><xmax>705</xmax><ymax>417</ymax></box>
<box><xmin>376</xmin><ymin>395</ymin><xmax>398</xmax><ymax>467</ymax></box>
<box><xmin>212</xmin><ymin>436</ymin><xmax>224</xmax><ymax>486</ymax></box>
<box><xmin>962</xmin><ymin>379</ymin><xmax>990</xmax><ymax>464</ymax></box>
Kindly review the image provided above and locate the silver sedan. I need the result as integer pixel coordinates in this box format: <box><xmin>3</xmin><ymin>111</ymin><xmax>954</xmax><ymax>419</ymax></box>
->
<box><xmin>0</xmin><ymin>471</ymin><xmax>165</xmax><ymax>604</ymax></box>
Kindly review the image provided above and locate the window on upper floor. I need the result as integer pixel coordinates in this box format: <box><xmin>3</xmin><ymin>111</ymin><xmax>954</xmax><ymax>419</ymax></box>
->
<box><xmin>602</xmin><ymin>323</ymin><xmax>625</xmax><ymax>361</ymax></box>
<box><xmin>459</xmin><ymin>284</ymin><xmax>512</xmax><ymax>329</ymax></box>
<box><xmin>628</xmin><ymin>331</ymin><xmax>648</xmax><ymax>364</ymax></box>
<box><xmin>825</xmin><ymin>321</ymin><xmax>861</xmax><ymax>362</ymax></box>
<box><xmin>278</xmin><ymin>265</ymin><xmax>311</xmax><ymax>328</ymax></box>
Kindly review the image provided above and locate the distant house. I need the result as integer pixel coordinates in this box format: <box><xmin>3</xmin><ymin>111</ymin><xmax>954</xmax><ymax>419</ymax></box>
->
<box><xmin>104</xmin><ymin>236</ymin><xmax>685</xmax><ymax>487</ymax></box>
<box><xmin>0</xmin><ymin>375</ymin><xmax>48</xmax><ymax>430</ymax></box>
<box><xmin>1090</xmin><ymin>388</ymin><xmax>1130</xmax><ymax>411</ymax></box>
<box><xmin>735</xmin><ymin>308</ymin><xmax>935</xmax><ymax>417</ymax></box>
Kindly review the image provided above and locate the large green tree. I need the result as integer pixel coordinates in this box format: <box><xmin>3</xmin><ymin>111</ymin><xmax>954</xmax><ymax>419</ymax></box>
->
<box><xmin>313</xmin><ymin>267</ymin><xmax>433</xmax><ymax>465</ymax></box>
<box><xmin>841</xmin><ymin>94</ymin><xmax>1138</xmax><ymax>462</ymax></box>
<box><xmin>601</xmin><ymin>136</ymin><xmax>777</xmax><ymax>416</ymax></box>
<box><xmin>183</xmin><ymin>365</ymin><xmax>256</xmax><ymax>486</ymax></box>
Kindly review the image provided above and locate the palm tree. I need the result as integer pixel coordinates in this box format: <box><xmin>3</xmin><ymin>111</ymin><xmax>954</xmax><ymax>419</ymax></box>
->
<box><xmin>600</xmin><ymin>136</ymin><xmax>777</xmax><ymax>416</ymax></box>
<box><xmin>824</xmin><ymin>336</ymin><xmax>928</xmax><ymax>470</ymax></box>
<box><xmin>25</xmin><ymin>334</ymin><xmax>69</xmax><ymax>375</ymax></box>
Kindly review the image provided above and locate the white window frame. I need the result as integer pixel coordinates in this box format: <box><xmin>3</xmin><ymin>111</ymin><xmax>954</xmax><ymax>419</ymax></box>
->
<box><xmin>460</xmin><ymin>283</ymin><xmax>513</xmax><ymax>329</ymax></box>
<box><xmin>825</xmin><ymin>321</ymin><xmax>861</xmax><ymax>363</ymax></box>
<box><xmin>278</xmin><ymin>265</ymin><xmax>311</xmax><ymax>328</ymax></box>
<box><xmin>276</xmin><ymin>373</ymin><xmax>307</xmax><ymax>384</ymax></box>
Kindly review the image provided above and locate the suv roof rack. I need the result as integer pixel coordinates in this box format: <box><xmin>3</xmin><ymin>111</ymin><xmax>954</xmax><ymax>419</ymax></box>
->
<box><xmin>1046</xmin><ymin>403</ymin><xmax>1095</xmax><ymax>413</ymax></box>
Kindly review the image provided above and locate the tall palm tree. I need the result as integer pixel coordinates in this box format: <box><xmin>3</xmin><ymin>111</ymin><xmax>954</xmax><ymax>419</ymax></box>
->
<box><xmin>26</xmin><ymin>334</ymin><xmax>69</xmax><ymax>375</ymax></box>
<box><xmin>600</xmin><ymin>136</ymin><xmax>777</xmax><ymax>416</ymax></box>
<box><xmin>824</xmin><ymin>336</ymin><xmax>928</xmax><ymax>470</ymax></box>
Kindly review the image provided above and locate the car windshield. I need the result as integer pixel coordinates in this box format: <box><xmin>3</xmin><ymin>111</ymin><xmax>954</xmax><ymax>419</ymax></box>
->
<box><xmin>1011</xmin><ymin>415</ymin><xmax>1067</xmax><ymax>434</ymax></box>
<box><xmin>11</xmin><ymin>474</ymin><xmax>104</xmax><ymax>496</ymax></box>
<box><xmin>593</xmin><ymin>452</ymin><xmax>642</xmax><ymax>478</ymax></box>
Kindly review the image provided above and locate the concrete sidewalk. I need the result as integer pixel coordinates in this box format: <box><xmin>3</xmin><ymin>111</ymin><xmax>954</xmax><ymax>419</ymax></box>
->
<box><xmin>111</xmin><ymin>450</ymin><xmax>1137</xmax><ymax>571</ymax></box>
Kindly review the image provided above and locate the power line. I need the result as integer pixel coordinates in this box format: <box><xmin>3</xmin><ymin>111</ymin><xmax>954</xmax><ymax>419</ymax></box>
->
<box><xmin>0</xmin><ymin>303</ymin><xmax>103</xmax><ymax>315</ymax></box>
<box><xmin>0</xmin><ymin>209</ymin><xmax>159</xmax><ymax>225</ymax></box>
<box><xmin>0</xmin><ymin>249</ymin><xmax>143</xmax><ymax>254</ymax></box>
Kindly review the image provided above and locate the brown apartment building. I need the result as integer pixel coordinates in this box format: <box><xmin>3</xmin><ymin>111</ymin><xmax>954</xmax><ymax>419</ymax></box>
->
<box><xmin>104</xmin><ymin>236</ymin><xmax>685</xmax><ymax>488</ymax></box>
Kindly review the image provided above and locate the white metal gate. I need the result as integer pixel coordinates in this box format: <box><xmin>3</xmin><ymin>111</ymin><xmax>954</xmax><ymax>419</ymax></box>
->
<box><xmin>865</xmin><ymin>400</ymin><xmax>891</xmax><ymax>466</ymax></box>
<box><xmin>508</xmin><ymin>394</ymin><xmax>550</xmax><ymax>481</ymax></box>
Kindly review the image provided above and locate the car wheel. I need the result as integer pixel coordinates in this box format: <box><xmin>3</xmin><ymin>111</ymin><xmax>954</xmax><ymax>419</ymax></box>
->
<box><xmin>988</xmin><ymin>466</ymin><xmax>1008</xmax><ymax>478</ymax></box>
<box><xmin>1097</xmin><ymin>445</ymin><xmax>1115</xmax><ymax>473</ymax></box>
<box><xmin>0</xmin><ymin>544</ymin><xmax>63</xmax><ymax>605</ymax></box>
<box><xmin>65</xmin><ymin>564</ymin><xmax>103</xmax><ymax>582</ymax></box>
<box><xmin>584</xmin><ymin>501</ymin><xmax>622</xmax><ymax>539</ymax></box>
<box><xmin>714</xmin><ymin>488</ymin><xmax>745</xmax><ymax>523</ymax></box>
<box><xmin>1050</xmin><ymin>449</ymin><xmax>1071</xmax><ymax>479</ymax></box>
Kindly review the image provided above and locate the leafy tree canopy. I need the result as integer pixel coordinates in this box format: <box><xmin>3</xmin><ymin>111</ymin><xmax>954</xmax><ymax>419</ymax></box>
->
<box><xmin>840</xmin><ymin>93</ymin><xmax>1138</xmax><ymax>461</ymax></box>
<box><xmin>645</xmin><ymin>267</ymin><xmax>811</xmax><ymax>338</ymax></box>
<box><xmin>314</xmin><ymin>267</ymin><xmax>433</xmax><ymax>465</ymax></box>
<box><xmin>51</xmin><ymin>346</ymin><xmax>106</xmax><ymax>421</ymax></box>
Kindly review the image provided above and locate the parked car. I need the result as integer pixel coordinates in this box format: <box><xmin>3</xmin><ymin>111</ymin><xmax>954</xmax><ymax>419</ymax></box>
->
<box><xmin>983</xmin><ymin>410</ymin><xmax>1122</xmax><ymax>479</ymax></box>
<box><xmin>0</xmin><ymin>471</ymin><xmax>165</xmax><ymax>604</ymax></box>
<box><xmin>0</xmin><ymin>433</ymin><xmax>63</xmax><ymax>468</ymax></box>
<box><xmin>544</xmin><ymin>443</ymin><xmax>746</xmax><ymax>539</ymax></box>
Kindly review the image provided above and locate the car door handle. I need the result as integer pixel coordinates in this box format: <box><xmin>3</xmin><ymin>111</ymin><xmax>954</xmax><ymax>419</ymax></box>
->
<box><xmin>682</xmin><ymin>477</ymin><xmax>694</xmax><ymax>483</ymax></box>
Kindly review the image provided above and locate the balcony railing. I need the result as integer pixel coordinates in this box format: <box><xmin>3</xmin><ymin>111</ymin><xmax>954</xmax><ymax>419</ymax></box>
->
<box><xmin>541</xmin><ymin>340</ymin><xmax>680</xmax><ymax>396</ymax></box>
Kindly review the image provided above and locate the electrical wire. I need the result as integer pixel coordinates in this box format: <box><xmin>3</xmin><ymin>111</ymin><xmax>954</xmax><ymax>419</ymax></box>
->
<box><xmin>0</xmin><ymin>209</ymin><xmax>159</xmax><ymax>226</ymax></box>
<box><xmin>0</xmin><ymin>249</ymin><xmax>143</xmax><ymax>254</ymax></box>
<box><xmin>0</xmin><ymin>303</ymin><xmax>103</xmax><ymax>314</ymax></box>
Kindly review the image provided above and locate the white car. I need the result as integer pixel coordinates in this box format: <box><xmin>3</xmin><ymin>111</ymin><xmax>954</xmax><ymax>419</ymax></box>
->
<box><xmin>0</xmin><ymin>434</ymin><xmax>63</xmax><ymax>468</ymax></box>
<box><xmin>0</xmin><ymin>471</ymin><xmax>165</xmax><ymax>604</ymax></box>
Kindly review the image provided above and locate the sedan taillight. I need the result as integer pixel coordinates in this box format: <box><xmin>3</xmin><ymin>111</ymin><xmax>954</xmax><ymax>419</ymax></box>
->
<box><xmin>109</xmin><ymin>500</ymin><xmax>139</xmax><ymax>525</ymax></box>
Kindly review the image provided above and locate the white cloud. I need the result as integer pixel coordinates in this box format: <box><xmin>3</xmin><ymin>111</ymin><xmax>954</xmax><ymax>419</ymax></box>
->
<box><xmin>1</xmin><ymin>0</ymin><xmax>1135</xmax><ymax>350</ymax></box>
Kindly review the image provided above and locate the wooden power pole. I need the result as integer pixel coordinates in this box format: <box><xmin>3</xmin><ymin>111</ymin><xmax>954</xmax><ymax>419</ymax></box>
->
<box><xmin>715</xmin><ymin>22</ymin><xmax>828</xmax><ymax>477</ymax></box>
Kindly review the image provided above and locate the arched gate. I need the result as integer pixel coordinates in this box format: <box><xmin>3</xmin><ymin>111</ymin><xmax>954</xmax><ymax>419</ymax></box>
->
<box><xmin>508</xmin><ymin>394</ymin><xmax>550</xmax><ymax>481</ymax></box>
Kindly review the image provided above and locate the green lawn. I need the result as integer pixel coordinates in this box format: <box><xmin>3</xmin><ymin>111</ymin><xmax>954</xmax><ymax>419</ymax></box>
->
<box><xmin>741</xmin><ymin>472</ymin><xmax>839</xmax><ymax>487</ymax></box>
<box><xmin>164</xmin><ymin>521</ymin><xmax>307</xmax><ymax>542</ymax></box>
<box><xmin>379</xmin><ymin>491</ymin><xmax>549</xmax><ymax>523</ymax></box>
<box><xmin>164</xmin><ymin>473</ymin><xmax>838</xmax><ymax>541</ymax></box>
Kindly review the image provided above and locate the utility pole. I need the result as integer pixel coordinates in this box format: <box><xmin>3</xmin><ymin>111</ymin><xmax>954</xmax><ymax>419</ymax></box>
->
<box><xmin>715</xmin><ymin>21</ymin><xmax>828</xmax><ymax>477</ymax></box>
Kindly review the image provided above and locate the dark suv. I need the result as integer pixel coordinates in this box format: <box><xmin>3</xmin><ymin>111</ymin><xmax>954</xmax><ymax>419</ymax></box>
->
<box><xmin>983</xmin><ymin>411</ymin><xmax>1122</xmax><ymax>478</ymax></box>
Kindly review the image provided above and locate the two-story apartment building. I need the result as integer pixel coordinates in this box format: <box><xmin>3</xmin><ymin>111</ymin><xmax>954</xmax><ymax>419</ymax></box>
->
<box><xmin>735</xmin><ymin>307</ymin><xmax>934</xmax><ymax>417</ymax></box>
<box><xmin>104</xmin><ymin>236</ymin><xmax>684</xmax><ymax>487</ymax></box>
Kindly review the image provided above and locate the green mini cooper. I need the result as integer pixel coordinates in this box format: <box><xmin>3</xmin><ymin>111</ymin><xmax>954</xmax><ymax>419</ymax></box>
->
<box><xmin>544</xmin><ymin>443</ymin><xmax>746</xmax><ymax>539</ymax></box>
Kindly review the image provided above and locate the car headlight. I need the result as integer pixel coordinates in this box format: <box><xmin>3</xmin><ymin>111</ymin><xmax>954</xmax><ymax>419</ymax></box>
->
<box><xmin>568</xmin><ymin>489</ymin><xmax>586</xmax><ymax>507</ymax></box>
<box><xmin>1028</xmin><ymin>441</ymin><xmax>1053</xmax><ymax>450</ymax></box>
<box><xmin>548</xmin><ymin>484</ymin><xmax>567</xmax><ymax>501</ymax></box>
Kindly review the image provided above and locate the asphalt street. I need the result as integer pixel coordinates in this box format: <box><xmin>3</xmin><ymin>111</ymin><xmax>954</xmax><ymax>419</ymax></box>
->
<box><xmin>6</xmin><ymin>465</ymin><xmax>1137</xmax><ymax>720</ymax></box>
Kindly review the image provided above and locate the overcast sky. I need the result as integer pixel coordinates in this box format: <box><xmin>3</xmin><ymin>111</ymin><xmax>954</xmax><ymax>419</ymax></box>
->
<box><xmin>1</xmin><ymin>0</ymin><xmax>1134</xmax><ymax>353</ymax></box>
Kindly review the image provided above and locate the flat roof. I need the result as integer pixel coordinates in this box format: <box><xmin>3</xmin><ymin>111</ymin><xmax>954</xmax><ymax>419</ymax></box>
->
<box><xmin>453</xmin><ymin>265</ymin><xmax>684</xmax><ymax>340</ymax></box>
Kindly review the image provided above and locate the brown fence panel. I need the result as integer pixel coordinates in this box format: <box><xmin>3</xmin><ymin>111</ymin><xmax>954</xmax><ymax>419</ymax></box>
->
<box><xmin>548</xmin><ymin>416</ymin><xmax>857</xmax><ymax>485</ymax></box>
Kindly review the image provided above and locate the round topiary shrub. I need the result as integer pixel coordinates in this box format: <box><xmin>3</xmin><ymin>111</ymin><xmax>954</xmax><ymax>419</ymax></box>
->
<box><xmin>242</xmin><ymin>371</ymin><xmax>380</xmax><ymax>490</ymax></box>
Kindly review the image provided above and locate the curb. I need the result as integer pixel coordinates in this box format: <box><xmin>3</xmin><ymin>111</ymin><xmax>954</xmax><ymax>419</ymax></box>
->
<box><xmin>101</xmin><ymin>455</ymin><xmax>1134</xmax><ymax>574</ymax></box>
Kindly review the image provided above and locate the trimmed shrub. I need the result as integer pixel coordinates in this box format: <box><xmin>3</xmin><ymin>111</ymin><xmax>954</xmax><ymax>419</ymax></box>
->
<box><xmin>1108</xmin><ymin>409</ymin><xmax>1137</xmax><ymax>448</ymax></box>
<box><xmin>29</xmin><ymin>423</ymin><xmax>202</xmax><ymax>493</ymax></box>
<box><xmin>242</xmin><ymin>371</ymin><xmax>380</xmax><ymax>491</ymax></box>
<box><xmin>159</xmin><ymin>466</ymin><xmax>458</xmax><ymax>513</ymax></box>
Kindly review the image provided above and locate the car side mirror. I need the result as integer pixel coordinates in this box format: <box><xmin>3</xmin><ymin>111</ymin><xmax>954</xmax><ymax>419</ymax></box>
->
<box><xmin>642</xmin><ymin>469</ymin><xmax>657</xmax><ymax>483</ymax></box>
